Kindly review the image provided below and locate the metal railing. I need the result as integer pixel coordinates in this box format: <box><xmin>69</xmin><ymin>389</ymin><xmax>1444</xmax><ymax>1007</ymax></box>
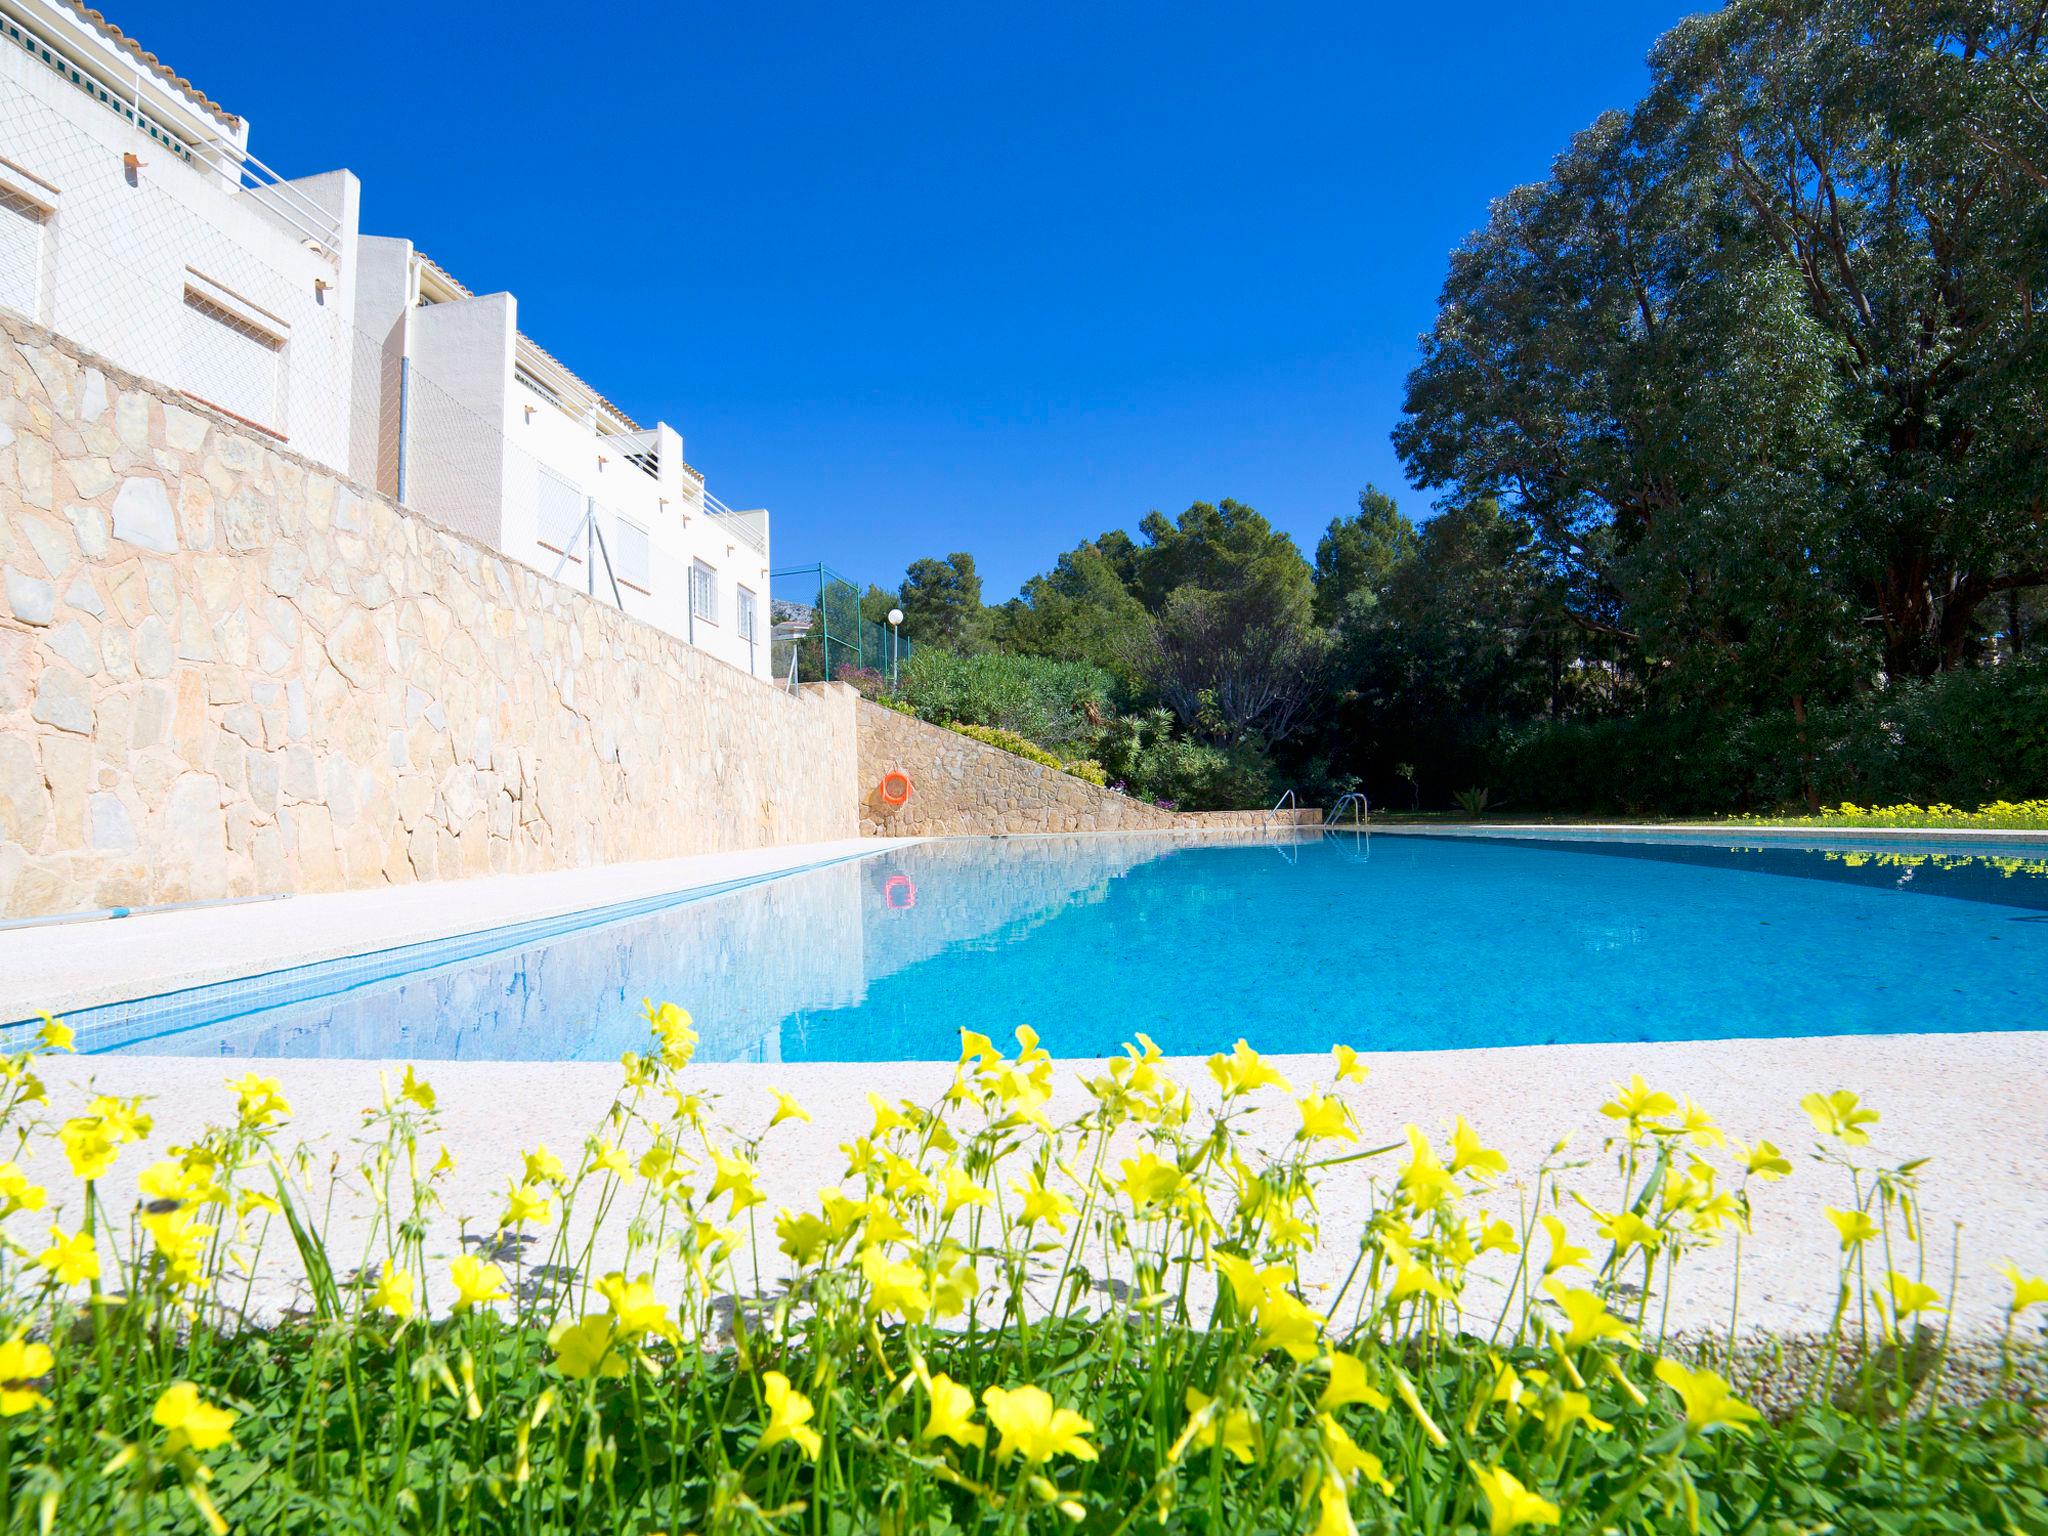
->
<box><xmin>1264</xmin><ymin>789</ymin><xmax>1298</xmax><ymax>828</ymax></box>
<box><xmin>1325</xmin><ymin>792</ymin><xmax>1369</xmax><ymax>828</ymax></box>
<box><xmin>2</xmin><ymin>1</ymin><xmax>343</xmax><ymax>256</ymax></box>
<box><xmin>703</xmin><ymin>489</ymin><xmax>768</xmax><ymax>554</ymax></box>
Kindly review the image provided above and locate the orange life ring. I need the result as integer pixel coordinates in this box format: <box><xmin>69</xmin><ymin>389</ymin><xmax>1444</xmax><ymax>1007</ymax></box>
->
<box><xmin>878</xmin><ymin>770</ymin><xmax>913</xmax><ymax>806</ymax></box>
<box><xmin>883</xmin><ymin>874</ymin><xmax>917</xmax><ymax>909</ymax></box>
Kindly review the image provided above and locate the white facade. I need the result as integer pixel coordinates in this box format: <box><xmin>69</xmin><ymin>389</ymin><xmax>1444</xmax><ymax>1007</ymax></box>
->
<box><xmin>0</xmin><ymin>0</ymin><xmax>771</xmax><ymax>678</ymax></box>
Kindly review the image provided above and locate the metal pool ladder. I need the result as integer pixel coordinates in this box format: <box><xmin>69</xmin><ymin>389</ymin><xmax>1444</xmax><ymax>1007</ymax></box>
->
<box><xmin>1265</xmin><ymin>788</ymin><xmax>1298</xmax><ymax>828</ymax></box>
<box><xmin>1325</xmin><ymin>792</ymin><xmax>1369</xmax><ymax>828</ymax></box>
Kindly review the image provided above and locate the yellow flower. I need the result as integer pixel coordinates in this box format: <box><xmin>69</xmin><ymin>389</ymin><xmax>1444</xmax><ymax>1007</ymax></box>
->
<box><xmin>431</xmin><ymin>1144</ymin><xmax>457</xmax><ymax>1176</ymax></box>
<box><xmin>1673</xmin><ymin>1099</ymin><xmax>1723</xmax><ymax>1147</ymax></box>
<box><xmin>1652</xmin><ymin>1359</ymin><xmax>1761</xmax><ymax>1437</ymax></box>
<box><xmin>1114</xmin><ymin>1151</ymin><xmax>1184</xmax><ymax>1212</ymax></box>
<box><xmin>370</xmin><ymin>1260</ymin><xmax>415</xmax><ymax>1321</ymax></box>
<box><xmin>522</xmin><ymin>1144</ymin><xmax>566</xmax><ymax>1186</ymax></box>
<box><xmin>549</xmin><ymin>1315</ymin><xmax>625</xmax><ymax>1380</ymax></box>
<box><xmin>139</xmin><ymin>1158</ymin><xmax>215</xmax><ymax>1208</ymax></box>
<box><xmin>141</xmin><ymin>1207</ymin><xmax>216</xmax><ymax>1289</ymax></box>
<box><xmin>1390</xmin><ymin>1367</ymin><xmax>1448</xmax><ymax>1447</ymax></box>
<box><xmin>1310</xmin><ymin>1472</ymin><xmax>1359</xmax><ymax>1536</ymax></box>
<box><xmin>1540</xmin><ymin>1390</ymin><xmax>1611</xmax><ymax>1444</ymax></box>
<box><xmin>499</xmin><ymin>1181</ymin><xmax>552</xmax><ymax>1230</ymax></box>
<box><xmin>1449</xmin><ymin>1117</ymin><xmax>1507</xmax><ymax>1180</ymax></box>
<box><xmin>776</xmin><ymin>1208</ymin><xmax>832</xmax><ymax>1264</ymax></box>
<box><xmin>35</xmin><ymin>1014</ymin><xmax>74</xmax><ymax>1053</ymax></box>
<box><xmin>709</xmin><ymin>1148</ymin><xmax>764</xmax><ymax>1216</ymax></box>
<box><xmin>1825</xmin><ymin>1207</ymin><xmax>1878</xmax><ymax>1250</ymax></box>
<box><xmin>449</xmin><ymin>1254</ymin><xmax>509</xmax><ymax>1310</ymax></box>
<box><xmin>1012</xmin><ymin>1170</ymin><xmax>1077</xmax><ymax>1231</ymax></box>
<box><xmin>861</xmin><ymin>1246</ymin><xmax>931</xmax><ymax>1322</ymax></box>
<box><xmin>1733</xmin><ymin>1138</ymin><xmax>1792</xmax><ymax>1180</ymax></box>
<box><xmin>1297</xmin><ymin>1093</ymin><xmax>1358</xmax><ymax>1143</ymax></box>
<box><xmin>1318</xmin><ymin>1413</ymin><xmax>1394</xmax><ymax>1493</ymax></box>
<box><xmin>1207</xmin><ymin>1038</ymin><xmax>1292</xmax><ymax>1097</ymax></box>
<box><xmin>1183</xmin><ymin>1386</ymin><xmax>1259</xmax><ymax>1463</ymax></box>
<box><xmin>153</xmin><ymin>1381</ymin><xmax>237</xmax><ymax>1453</ymax></box>
<box><xmin>397</xmin><ymin>1064</ymin><xmax>437</xmax><ymax>1111</ymax></box>
<box><xmin>1882</xmin><ymin>1271</ymin><xmax>1945</xmax><ymax>1319</ymax></box>
<box><xmin>227</xmin><ymin>1071</ymin><xmax>291</xmax><ymax>1128</ymax></box>
<box><xmin>59</xmin><ymin>1117</ymin><xmax>120</xmax><ymax>1181</ymax></box>
<box><xmin>1476</xmin><ymin>1215</ymin><xmax>1520</xmax><ymax>1255</ymax></box>
<box><xmin>1397</xmin><ymin>1126</ymin><xmax>1459</xmax><ymax>1213</ymax></box>
<box><xmin>919</xmin><ymin>1370</ymin><xmax>984</xmax><ymax>1449</ymax></box>
<box><xmin>1800</xmin><ymin>1090</ymin><xmax>1879</xmax><ymax>1146</ymax></box>
<box><xmin>236</xmin><ymin>1189</ymin><xmax>283</xmax><ymax>1219</ymax></box>
<box><xmin>0</xmin><ymin>1335</ymin><xmax>54</xmax><ymax>1416</ymax></box>
<box><xmin>591</xmin><ymin>1138</ymin><xmax>632</xmax><ymax>1179</ymax></box>
<box><xmin>0</xmin><ymin>1162</ymin><xmax>47</xmax><ymax>1215</ymax></box>
<box><xmin>982</xmin><ymin>1384</ymin><xmax>1097</xmax><ymax>1464</ymax></box>
<box><xmin>1598</xmin><ymin>1075</ymin><xmax>1676</xmax><ymax>1132</ymax></box>
<box><xmin>1468</xmin><ymin>1462</ymin><xmax>1559</xmax><ymax>1535</ymax></box>
<box><xmin>1544</xmin><ymin>1281</ymin><xmax>1638</xmax><ymax>1350</ymax></box>
<box><xmin>1332</xmin><ymin>1044</ymin><xmax>1369</xmax><ymax>1083</ymax></box>
<box><xmin>941</xmin><ymin>1165</ymin><xmax>992</xmax><ymax>1218</ymax></box>
<box><xmin>2002</xmin><ymin>1263</ymin><xmax>2048</xmax><ymax>1313</ymax></box>
<box><xmin>1318</xmin><ymin>1349</ymin><xmax>1391</xmax><ymax>1411</ymax></box>
<box><xmin>597</xmin><ymin>1272</ymin><xmax>680</xmax><ymax>1342</ymax></box>
<box><xmin>758</xmin><ymin>1370</ymin><xmax>821</xmax><ymax>1459</ymax></box>
<box><xmin>1539</xmin><ymin>1216</ymin><xmax>1589</xmax><ymax>1275</ymax></box>
<box><xmin>1592</xmin><ymin>1208</ymin><xmax>1663</xmax><ymax>1257</ymax></box>
<box><xmin>767</xmin><ymin>1087</ymin><xmax>811</xmax><ymax>1129</ymax></box>
<box><xmin>35</xmin><ymin>1226</ymin><xmax>98</xmax><ymax>1287</ymax></box>
<box><xmin>1255</xmin><ymin>1289</ymin><xmax>1327</xmax><ymax>1363</ymax></box>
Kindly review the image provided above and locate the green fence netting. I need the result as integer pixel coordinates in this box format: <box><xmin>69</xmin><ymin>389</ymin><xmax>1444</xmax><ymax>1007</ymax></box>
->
<box><xmin>769</xmin><ymin>564</ymin><xmax>914</xmax><ymax>691</ymax></box>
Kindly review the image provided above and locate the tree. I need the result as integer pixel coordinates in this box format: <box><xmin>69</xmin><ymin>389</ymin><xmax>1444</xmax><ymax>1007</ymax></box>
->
<box><xmin>1397</xmin><ymin>0</ymin><xmax>2048</xmax><ymax>684</ymax></box>
<box><xmin>897</xmin><ymin>552</ymin><xmax>984</xmax><ymax>649</ymax></box>
<box><xmin>990</xmin><ymin>540</ymin><xmax>1154</xmax><ymax>697</ymax></box>
<box><xmin>1313</xmin><ymin>485</ymin><xmax>1419</xmax><ymax>627</ymax></box>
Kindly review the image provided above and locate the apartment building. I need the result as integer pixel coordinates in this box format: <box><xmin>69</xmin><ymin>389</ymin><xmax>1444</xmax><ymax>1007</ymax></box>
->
<box><xmin>0</xmin><ymin>0</ymin><xmax>770</xmax><ymax>676</ymax></box>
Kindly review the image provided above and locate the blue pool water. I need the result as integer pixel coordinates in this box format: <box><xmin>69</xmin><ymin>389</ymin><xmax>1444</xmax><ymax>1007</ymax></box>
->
<box><xmin>13</xmin><ymin>831</ymin><xmax>2048</xmax><ymax>1060</ymax></box>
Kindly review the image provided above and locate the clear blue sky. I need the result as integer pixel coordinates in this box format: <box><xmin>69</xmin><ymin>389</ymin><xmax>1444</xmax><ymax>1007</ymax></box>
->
<box><xmin>128</xmin><ymin>0</ymin><xmax>1700</xmax><ymax>600</ymax></box>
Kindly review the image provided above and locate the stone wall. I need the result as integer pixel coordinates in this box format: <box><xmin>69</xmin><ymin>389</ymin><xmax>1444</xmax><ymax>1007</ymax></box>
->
<box><xmin>855</xmin><ymin>700</ymin><xmax>1321</xmax><ymax>837</ymax></box>
<box><xmin>0</xmin><ymin>315</ymin><xmax>858</xmax><ymax>918</ymax></box>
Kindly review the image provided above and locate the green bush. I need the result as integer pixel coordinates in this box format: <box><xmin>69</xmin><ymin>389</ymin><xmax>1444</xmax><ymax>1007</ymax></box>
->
<box><xmin>895</xmin><ymin>650</ymin><xmax>1114</xmax><ymax>753</ymax></box>
<box><xmin>947</xmin><ymin>721</ymin><xmax>1107</xmax><ymax>785</ymax></box>
<box><xmin>1097</xmin><ymin>709</ymin><xmax>1280</xmax><ymax>810</ymax></box>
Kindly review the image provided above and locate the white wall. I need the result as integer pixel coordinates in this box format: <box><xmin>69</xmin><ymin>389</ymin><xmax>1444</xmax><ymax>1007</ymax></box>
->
<box><xmin>406</xmin><ymin>292</ymin><xmax>512</xmax><ymax>550</ymax></box>
<box><xmin>0</xmin><ymin>38</ymin><xmax>359</xmax><ymax>471</ymax></box>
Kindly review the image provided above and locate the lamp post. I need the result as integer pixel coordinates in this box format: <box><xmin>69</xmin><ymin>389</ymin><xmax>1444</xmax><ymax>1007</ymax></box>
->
<box><xmin>887</xmin><ymin>608</ymin><xmax>904</xmax><ymax>692</ymax></box>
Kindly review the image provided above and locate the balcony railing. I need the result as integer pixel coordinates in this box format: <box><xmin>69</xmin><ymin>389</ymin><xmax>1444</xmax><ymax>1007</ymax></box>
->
<box><xmin>703</xmin><ymin>489</ymin><xmax>767</xmax><ymax>554</ymax></box>
<box><xmin>3</xmin><ymin>0</ymin><xmax>343</xmax><ymax>257</ymax></box>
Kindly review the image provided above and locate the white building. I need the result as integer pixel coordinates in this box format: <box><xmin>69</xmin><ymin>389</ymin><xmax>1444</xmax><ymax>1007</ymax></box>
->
<box><xmin>0</xmin><ymin>0</ymin><xmax>771</xmax><ymax>677</ymax></box>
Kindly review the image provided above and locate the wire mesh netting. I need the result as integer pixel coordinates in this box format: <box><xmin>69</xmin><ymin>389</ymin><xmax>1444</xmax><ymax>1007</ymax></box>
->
<box><xmin>769</xmin><ymin>565</ymin><xmax>912</xmax><ymax>692</ymax></box>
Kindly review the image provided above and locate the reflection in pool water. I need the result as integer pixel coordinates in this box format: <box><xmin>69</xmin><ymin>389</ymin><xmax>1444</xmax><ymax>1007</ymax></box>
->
<box><xmin>21</xmin><ymin>830</ymin><xmax>2048</xmax><ymax>1060</ymax></box>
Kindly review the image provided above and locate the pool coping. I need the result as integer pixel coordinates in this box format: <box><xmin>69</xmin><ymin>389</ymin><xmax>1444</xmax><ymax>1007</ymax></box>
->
<box><xmin>0</xmin><ymin>838</ymin><xmax>922</xmax><ymax>1021</ymax></box>
<box><xmin>1360</xmin><ymin>821</ymin><xmax>2048</xmax><ymax>843</ymax></box>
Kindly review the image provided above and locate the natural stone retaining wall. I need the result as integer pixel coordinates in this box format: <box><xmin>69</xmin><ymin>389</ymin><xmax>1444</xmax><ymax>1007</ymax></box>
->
<box><xmin>856</xmin><ymin>700</ymin><xmax>1321</xmax><ymax>836</ymax></box>
<box><xmin>0</xmin><ymin>315</ymin><xmax>858</xmax><ymax>918</ymax></box>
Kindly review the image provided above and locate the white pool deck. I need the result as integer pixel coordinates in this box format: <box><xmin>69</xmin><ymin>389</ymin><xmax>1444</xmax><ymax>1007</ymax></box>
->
<box><xmin>0</xmin><ymin>838</ymin><xmax>920</xmax><ymax>1019</ymax></box>
<box><xmin>1</xmin><ymin>828</ymin><xmax>2044</xmax><ymax>1335</ymax></box>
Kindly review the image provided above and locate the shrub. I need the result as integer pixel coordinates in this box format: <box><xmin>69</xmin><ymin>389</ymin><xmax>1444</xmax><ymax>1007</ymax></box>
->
<box><xmin>1097</xmin><ymin>710</ymin><xmax>1280</xmax><ymax>810</ymax></box>
<box><xmin>896</xmin><ymin>650</ymin><xmax>1114</xmax><ymax>753</ymax></box>
<box><xmin>0</xmin><ymin>1011</ymin><xmax>2041</xmax><ymax>1533</ymax></box>
<box><xmin>834</xmin><ymin>663</ymin><xmax>887</xmax><ymax>699</ymax></box>
<box><xmin>948</xmin><ymin>721</ymin><xmax>1108</xmax><ymax>785</ymax></box>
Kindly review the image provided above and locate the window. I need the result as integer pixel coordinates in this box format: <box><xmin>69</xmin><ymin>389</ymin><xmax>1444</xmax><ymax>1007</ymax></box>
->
<box><xmin>690</xmin><ymin>562</ymin><xmax>718</xmax><ymax>625</ymax></box>
<box><xmin>537</xmin><ymin>468</ymin><xmax>582</xmax><ymax>551</ymax></box>
<box><xmin>737</xmin><ymin>585</ymin><xmax>758</xmax><ymax>670</ymax></box>
<box><xmin>0</xmin><ymin>187</ymin><xmax>46</xmax><ymax>322</ymax></box>
<box><xmin>177</xmin><ymin>289</ymin><xmax>283</xmax><ymax>430</ymax></box>
<box><xmin>613</xmin><ymin>518</ymin><xmax>650</xmax><ymax>590</ymax></box>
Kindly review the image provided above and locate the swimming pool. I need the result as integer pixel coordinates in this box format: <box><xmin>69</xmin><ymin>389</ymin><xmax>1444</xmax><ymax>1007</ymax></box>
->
<box><xmin>13</xmin><ymin>830</ymin><xmax>2048</xmax><ymax>1060</ymax></box>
